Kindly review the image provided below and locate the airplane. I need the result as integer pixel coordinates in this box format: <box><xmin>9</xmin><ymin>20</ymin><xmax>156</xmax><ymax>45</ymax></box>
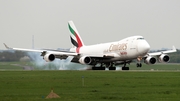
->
<box><xmin>4</xmin><ymin>21</ymin><xmax>177</xmax><ymax>70</ymax></box>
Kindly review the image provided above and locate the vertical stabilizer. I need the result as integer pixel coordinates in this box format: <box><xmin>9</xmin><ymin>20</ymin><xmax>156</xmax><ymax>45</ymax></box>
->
<box><xmin>68</xmin><ymin>21</ymin><xmax>84</xmax><ymax>48</ymax></box>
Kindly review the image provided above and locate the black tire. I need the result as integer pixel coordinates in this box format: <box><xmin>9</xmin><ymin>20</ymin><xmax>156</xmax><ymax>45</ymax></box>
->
<box><xmin>92</xmin><ymin>67</ymin><xmax>97</xmax><ymax>70</ymax></box>
<box><xmin>136</xmin><ymin>63</ymin><xmax>139</xmax><ymax>67</ymax></box>
<box><xmin>109</xmin><ymin>67</ymin><xmax>116</xmax><ymax>70</ymax></box>
<box><xmin>122</xmin><ymin>67</ymin><xmax>129</xmax><ymax>70</ymax></box>
<box><xmin>100</xmin><ymin>67</ymin><xmax>106</xmax><ymax>70</ymax></box>
<box><xmin>137</xmin><ymin>63</ymin><xmax>142</xmax><ymax>68</ymax></box>
<box><xmin>92</xmin><ymin>67</ymin><xmax>105</xmax><ymax>70</ymax></box>
<box><xmin>139</xmin><ymin>63</ymin><xmax>142</xmax><ymax>67</ymax></box>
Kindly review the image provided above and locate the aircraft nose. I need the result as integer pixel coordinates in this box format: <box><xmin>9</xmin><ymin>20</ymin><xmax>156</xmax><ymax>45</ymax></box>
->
<box><xmin>138</xmin><ymin>41</ymin><xmax>150</xmax><ymax>55</ymax></box>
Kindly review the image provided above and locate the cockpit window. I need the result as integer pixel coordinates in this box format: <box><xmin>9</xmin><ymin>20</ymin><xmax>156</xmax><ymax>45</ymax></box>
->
<box><xmin>137</xmin><ymin>38</ymin><xmax>144</xmax><ymax>40</ymax></box>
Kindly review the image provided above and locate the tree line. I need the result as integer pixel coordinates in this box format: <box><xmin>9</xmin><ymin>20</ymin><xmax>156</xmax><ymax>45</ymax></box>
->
<box><xmin>0</xmin><ymin>50</ymin><xmax>27</xmax><ymax>62</ymax></box>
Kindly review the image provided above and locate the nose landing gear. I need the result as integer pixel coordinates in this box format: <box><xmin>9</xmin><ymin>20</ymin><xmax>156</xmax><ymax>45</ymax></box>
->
<box><xmin>137</xmin><ymin>57</ymin><xmax>142</xmax><ymax>67</ymax></box>
<box><xmin>136</xmin><ymin>63</ymin><xmax>142</xmax><ymax>67</ymax></box>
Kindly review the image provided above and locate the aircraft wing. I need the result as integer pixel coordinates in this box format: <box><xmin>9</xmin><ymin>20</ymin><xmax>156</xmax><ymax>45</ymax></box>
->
<box><xmin>3</xmin><ymin>43</ymin><xmax>117</xmax><ymax>58</ymax></box>
<box><xmin>146</xmin><ymin>46</ymin><xmax>177</xmax><ymax>56</ymax></box>
<box><xmin>3</xmin><ymin>43</ymin><xmax>78</xmax><ymax>58</ymax></box>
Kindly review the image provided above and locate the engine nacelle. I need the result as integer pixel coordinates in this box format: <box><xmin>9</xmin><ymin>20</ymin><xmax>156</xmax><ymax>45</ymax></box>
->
<box><xmin>44</xmin><ymin>54</ymin><xmax>55</xmax><ymax>62</ymax></box>
<box><xmin>158</xmin><ymin>54</ymin><xmax>170</xmax><ymax>63</ymax></box>
<box><xmin>79</xmin><ymin>56</ymin><xmax>93</xmax><ymax>65</ymax></box>
<box><xmin>144</xmin><ymin>56</ymin><xmax>156</xmax><ymax>65</ymax></box>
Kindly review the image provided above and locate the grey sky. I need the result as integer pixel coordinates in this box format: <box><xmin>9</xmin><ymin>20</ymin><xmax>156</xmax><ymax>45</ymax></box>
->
<box><xmin>0</xmin><ymin>0</ymin><xmax>180</xmax><ymax>50</ymax></box>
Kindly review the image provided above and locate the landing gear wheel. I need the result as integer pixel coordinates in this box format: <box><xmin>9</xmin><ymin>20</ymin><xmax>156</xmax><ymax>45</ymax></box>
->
<box><xmin>121</xmin><ymin>62</ymin><xmax>130</xmax><ymax>70</ymax></box>
<box><xmin>109</xmin><ymin>67</ymin><xmax>116</xmax><ymax>70</ymax></box>
<box><xmin>122</xmin><ymin>67</ymin><xmax>129</xmax><ymax>70</ymax></box>
<box><xmin>92</xmin><ymin>67</ymin><xmax>105</xmax><ymax>70</ymax></box>
<box><xmin>100</xmin><ymin>67</ymin><xmax>106</xmax><ymax>70</ymax></box>
<box><xmin>136</xmin><ymin>63</ymin><xmax>142</xmax><ymax>67</ymax></box>
<box><xmin>92</xmin><ymin>67</ymin><xmax>99</xmax><ymax>70</ymax></box>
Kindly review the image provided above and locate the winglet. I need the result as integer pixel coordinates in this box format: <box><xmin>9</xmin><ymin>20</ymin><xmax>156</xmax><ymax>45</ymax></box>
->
<box><xmin>3</xmin><ymin>43</ymin><xmax>12</xmax><ymax>49</ymax></box>
<box><xmin>172</xmin><ymin>45</ymin><xmax>176</xmax><ymax>51</ymax></box>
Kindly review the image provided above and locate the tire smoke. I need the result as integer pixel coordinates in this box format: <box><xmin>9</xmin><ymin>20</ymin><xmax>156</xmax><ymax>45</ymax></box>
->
<box><xmin>26</xmin><ymin>52</ymin><xmax>86</xmax><ymax>70</ymax></box>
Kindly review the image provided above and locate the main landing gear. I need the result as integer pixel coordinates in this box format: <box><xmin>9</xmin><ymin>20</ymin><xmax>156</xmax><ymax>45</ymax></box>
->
<box><xmin>137</xmin><ymin>57</ymin><xmax>142</xmax><ymax>67</ymax></box>
<box><xmin>121</xmin><ymin>62</ymin><xmax>129</xmax><ymax>70</ymax></box>
<box><xmin>91</xmin><ymin>62</ymin><xmax>142</xmax><ymax>71</ymax></box>
<box><xmin>92</xmin><ymin>63</ymin><xmax>116</xmax><ymax>70</ymax></box>
<box><xmin>91</xmin><ymin>62</ymin><xmax>131</xmax><ymax>71</ymax></box>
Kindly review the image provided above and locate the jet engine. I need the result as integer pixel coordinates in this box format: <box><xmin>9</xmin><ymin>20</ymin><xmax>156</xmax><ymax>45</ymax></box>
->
<box><xmin>44</xmin><ymin>54</ymin><xmax>55</xmax><ymax>62</ymax></box>
<box><xmin>158</xmin><ymin>54</ymin><xmax>170</xmax><ymax>63</ymax></box>
<box><xmin>79</xmin><ymin>56</ymin><xmax>96</xmax><ymax>65</ymax></box>
<box><xmin>144</xmin><ymin>56</ymin><xmax>156</xmax><ymax>65</ymax></box>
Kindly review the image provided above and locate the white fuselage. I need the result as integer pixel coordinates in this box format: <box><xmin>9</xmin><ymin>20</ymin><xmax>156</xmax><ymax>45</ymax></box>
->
<box><xmin>70</xmin><ymin>36</ymin><xmax>150</xmax><ymax>61</ymax></box>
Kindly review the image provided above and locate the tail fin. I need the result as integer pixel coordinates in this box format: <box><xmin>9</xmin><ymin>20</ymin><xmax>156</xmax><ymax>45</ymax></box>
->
<box><xmin>68</xmin><ymin>21</ymin><xmax>84</xmax><ymax>48</ymax></box>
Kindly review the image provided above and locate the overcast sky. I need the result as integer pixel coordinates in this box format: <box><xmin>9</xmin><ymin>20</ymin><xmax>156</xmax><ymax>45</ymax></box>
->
<box><xmin>0</xmin><ymin>0</ymin><xmax>180</xmax><ymax>50</ymax></box>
